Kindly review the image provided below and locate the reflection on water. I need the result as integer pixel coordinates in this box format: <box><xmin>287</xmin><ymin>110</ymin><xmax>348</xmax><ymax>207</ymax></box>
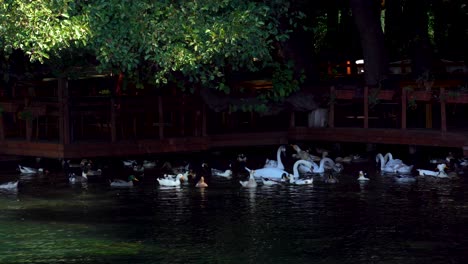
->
<box><xmin>0</xmin><ymin>162</ymin><xmax>467</xmax><ymax>264</ymax></box>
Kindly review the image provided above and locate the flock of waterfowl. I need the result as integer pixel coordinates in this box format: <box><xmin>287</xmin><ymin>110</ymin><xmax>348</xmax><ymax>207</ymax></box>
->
<box><xmin>2</xmin><ymin>144</ymin><xmax>467</xmax><ymax>192</ymax></box>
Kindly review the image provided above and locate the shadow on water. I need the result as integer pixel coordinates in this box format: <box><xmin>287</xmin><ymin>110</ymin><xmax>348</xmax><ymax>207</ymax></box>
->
<box><xmin>0</xmin><ymin>150</ymin><xmax>467</xmax><ymax>264</ymax></box>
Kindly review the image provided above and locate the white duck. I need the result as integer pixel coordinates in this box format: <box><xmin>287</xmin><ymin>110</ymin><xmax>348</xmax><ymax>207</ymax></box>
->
<box><xmin>357</xmin><ymin>171</ymin><xmax>370</xmax><ymax>181</ymax></box>
<box><xmin>122</xmin><ymin>160</ymin><xmax>137</xmax><ymax>168</ymax></box>
<box><xmin>83</xmin><ymin>168</ymin><xmax>102</xmax><ymax>177</ymax></box>
<box><xmin>417</xmin><ymin>164</ymin><xmax>448</xmax><ymax>178</ymax></box>
<box><xmin>157</xmin><ymin>174</ymin><xmax>184</xmax><ymax>187</ymax></box>
<box><xmin>110</xmin><ymin>175</ymin><xmax>139</xmax><ymax>187</ymax></box>
<box><xmin>195</xmin><ymin>176</ymin><xmax>208</xmax><ymax>188</ymax></box>
<box><xmin>69</xmin><ymin>172</ymin><xmax>87</xmax><ymax>183</ymax></box>
<box><xmin>143</xmin><ymin>160</ymin><xmax>157</xmax><ymax>169</ymax></box>
<box><xmin>211</xmin><ymin>167</ymin><xmax>233</xmax><ymax>179</ymax></box>
<box><xmin>18</xmin><ymin>165</ymin><xmax>41</xmax><ymax>174</ymax></box>
<box><xmin>264</xmin><ymin>145</ymin><xmax>286</xmax><ymax>170</ymax></box>
<box><xmin>0</xmin><ymin>181</ymin><xmax>18</xmax><ymax>190</ymax></box>
<box><xmin>240</xmin><ymin>170</ymin><xmax>257</xmax><ymax>188</ymax></box>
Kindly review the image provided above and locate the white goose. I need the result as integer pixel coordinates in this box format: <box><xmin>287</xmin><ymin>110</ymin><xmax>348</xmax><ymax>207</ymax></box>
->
<box><xmin>240</xmin><ymin>170</ymin><xmax>257</xmax><ymax>188</ymax></box>
<box><xmin>417</xmin><ymin>164</ymin><xmax>448</xmax><ymax>178</ymax></box>
<box><xmin>264</xmin><ymin>145</ymin><xmax>286</xmax><ymax>170</ymax></box>
<box><xmin>157</xmin><ymin>174</ymin><xmax>184</xmax><ymax>187</ymax></box>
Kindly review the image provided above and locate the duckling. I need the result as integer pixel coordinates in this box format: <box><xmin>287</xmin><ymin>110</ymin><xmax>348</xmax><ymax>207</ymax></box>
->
<box><xmin>195</xmin><ymin>176</ymin><xmax>208</xmax><ymax>188</ymax></box>
<box><xmin>324</xmin><ymin>174</ymin><xmax>339</xmax><ymax>184</ymax></box>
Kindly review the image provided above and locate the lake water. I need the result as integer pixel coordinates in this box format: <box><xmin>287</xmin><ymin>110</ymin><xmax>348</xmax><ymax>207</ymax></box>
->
<box><xmin>0</xmin><ymin>148</ymin><xmax>468</xmax><ymax>264</ymax></box>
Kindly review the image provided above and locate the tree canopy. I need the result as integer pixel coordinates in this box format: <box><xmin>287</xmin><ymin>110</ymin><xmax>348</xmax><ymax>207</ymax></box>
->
<box><xmin>0</xmin><ymin>0</ymin><xmax>303</xmax><ymax>91</ymax></box>
<box><xmin>1</xmin><ymin>0</ymin><xmax>466</xmax><ymax>107</ymax></box>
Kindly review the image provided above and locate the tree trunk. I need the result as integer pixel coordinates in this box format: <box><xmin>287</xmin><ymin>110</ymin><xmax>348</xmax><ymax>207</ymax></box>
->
<box><xmin>403</xmin><ymin>0</ymin><xmax>432</xmax><ymax>78</ymax></box>
<box><xmin>350</xmin><ymin>0</ymin><xmax>387</xmax><ymax>86</ymax></box>
<box><xmin>385</xmin><ymin>0</ymin><xmax>404</xmax><ymax>60</ymax></box>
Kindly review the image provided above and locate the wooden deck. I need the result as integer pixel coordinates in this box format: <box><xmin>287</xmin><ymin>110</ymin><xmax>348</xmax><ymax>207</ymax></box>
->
<box><xmin>1</xmin><ymin>77</ymin><xmax>468</xmax><ymax>158</ymax></box>
<box><xmin>1</xmin><ymin>128</ymin><xmax>467</xmax><ymax>159</ymax></box>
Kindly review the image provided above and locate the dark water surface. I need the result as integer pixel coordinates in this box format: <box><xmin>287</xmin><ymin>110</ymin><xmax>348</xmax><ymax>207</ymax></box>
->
<box><xmin>1</xmin><ymin>153</ymin><xmax>468</xmax><ymax>264</ymax></box>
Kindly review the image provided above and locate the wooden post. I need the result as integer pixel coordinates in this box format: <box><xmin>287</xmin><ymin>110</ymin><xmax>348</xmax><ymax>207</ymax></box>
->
<box><xmin>425</xmin><ymin>104</ymin><xmax>432</xmax><ymax>128</ymax></box>
<box><xmin>363</xmin><ymin>86</ymin><xmax>369</xmax><ymax>128</ymax></box>
<box><xmin>289</xmin><ymin>111</ymin><xmax>295</xmax><ymax>128</ymax></box>
<box><xmin>158</xmin><ymin>96</ymin><xmax>164</xmax><ymax>139</ymax></box>
<box><xmin>401</xmin><ymin>86</ymin><xmax>407</xmax><ymax>129</ymax></box>
<box><xmin>329</xmin><ymin>86</ymin><xmax>335</xmax><ymax>128</ymax></box>
<box><xmin>0</xmin><ymin>114</ymin><xmax>5</xmax><ymax>140</ymax></box>
<box><xmin>440</xmin><ymin>87</ymin><xmax>447</xmax><ymax>132</ymax></box>
<box><xmin>58</xmin><ymin>78</ymin><xmax>70</xmax><ymax>144</ymax></box>
<box><xmin>180</xmin><ymin>96</ymin><xmax>185</xmax><ymax>136</ymax></box>
<box><xmin>202</xmin><ymin>104</ymin><xmax>207</xmax><ymax>136</ymax></box>
<box><xmin>25</xmin><ymin>119</ymin><xmax>32</xmax><ymax>141</ymax></box>
<box><xmin>110</xmin><ymin>97</ymin><xmax>117</xmax><ymax>142</ymax></box>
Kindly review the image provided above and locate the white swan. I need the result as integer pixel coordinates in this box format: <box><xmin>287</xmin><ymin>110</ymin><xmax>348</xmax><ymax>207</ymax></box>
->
<box><xmin>244</xmin><ymin>166</ymin><xmax>288</xmax><ymax>180</ymax></box>
<box><xmin>384</xmin><ymin>153</ymin><xmax>413</xmax><ymax>174</ymax></box>
<box><xmin>264</xmin><ymin>145</ymin><xmax>286</xmax><ymax>170</ymax></box>
<box><xmin>261</xmin><ymin>178</ymin><xmax>281</xmax><ymax>186</ymax></box>
<box><xmin>417</xmin><ymin>164</ymin><xmax>448</xmax><ymax>178</ymax></box>
<box><xmin>110</xmin><ymin>175</ymin><xmax>139</xmax><ymax>187</ymax></box>
<box><xmin>375</xmin><ymin>153</ymin><xmax>399</xmax><ymax>173</ymax></box>
<box><xmin>384</xmin><ymin>153</ymin><xmax>404</xmax><ymax>167</ymax></box>
<box><xmin>393</xmin><ymin>163</ymin><xmax>414</xmax><ymax>174</ymax></box>
<box><xmin>0</xmin><ymin>181</ymin><xmax>18</xmax><ymax>190</ymax></box>
<box><xmin>310</xmin><ymin>157</ymin><xmax>336</xmax><ymax>173</ymax></box>
<box><xmin>357</xmin><ymin>171</ymin><xmax>370</xmax><ymax>181</ymax></box>
<box><xmin>195</xmin><ymin>176</ymin><xmax>208</xmax><ymax>188</ymax></box>
<box><xmin>240</xmin><ymin>170</ymin><xmax>257</xmax><ymax>188</ymax></box>
<box><xmin>157</xmin><ymin>174</ymin><xmax>184</xmax><ymax>187</ymax></box>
